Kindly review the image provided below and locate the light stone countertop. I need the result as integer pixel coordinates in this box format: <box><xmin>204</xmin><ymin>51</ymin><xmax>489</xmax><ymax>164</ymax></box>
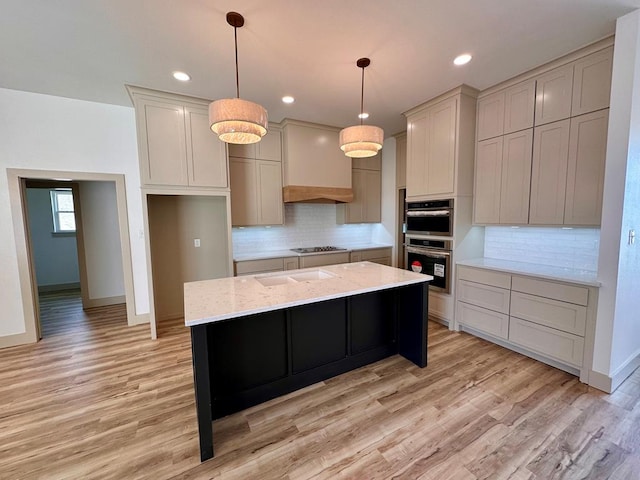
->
<box><xmin>457</xmin><ymin>258</ymin><xmax>600</xmax><ymax>287</ymax></box>
<box><xmin>233</xmin><ymin>243</ymin><xmax>392</xmax><ymax>262</ymax></box>
<box><xmin>184</xmin><ymin>262</ymin><xmax>431</xmax><ymax>327</ymax></box>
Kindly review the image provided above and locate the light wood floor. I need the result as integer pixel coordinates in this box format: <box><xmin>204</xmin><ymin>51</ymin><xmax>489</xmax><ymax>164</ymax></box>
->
<box><xmin>1</xmin><ymin>292</ymin><xmax>639</xmax><ymax>479</ymax></box>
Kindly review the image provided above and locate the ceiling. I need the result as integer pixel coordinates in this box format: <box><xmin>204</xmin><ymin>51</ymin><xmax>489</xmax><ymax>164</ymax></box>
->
<box><xmin>2</xmin><ymin>0</ymin><xmax>639</xmax><ymax>136</ymax></box>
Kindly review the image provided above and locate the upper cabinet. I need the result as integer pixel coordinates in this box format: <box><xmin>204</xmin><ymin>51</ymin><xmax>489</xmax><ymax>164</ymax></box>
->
<box><xmin>571</xmin><ymin>47</ymin><xmax>614</xmax><ymax>117</ymax></box>
<box><xmin>534</xmin><ymin>64</ymin><xmax>574</xmax><ymax>126</ymax></box>
<box><xmin>127</xmin><ymin>86</ymin><xmax>228</xmax><ymax>189</ymax></box>
<box><xmin>405</xmin><ymin>85</ymin><xmax>478</xmax><ymax>201</ymax></box>
<box><xmin>337</xmin><ymin>152</ymin><xmax>382</xmax><ymax>224</ymax></box>
<box><xmin>229</xmin><ymin>125</ymin><xmax>284</xmax><ymax>226</ymax></box>
<box><xmin>473</xmin><ymin>43</ymin><xmax>613</xmax><ymax>227</ymax></box>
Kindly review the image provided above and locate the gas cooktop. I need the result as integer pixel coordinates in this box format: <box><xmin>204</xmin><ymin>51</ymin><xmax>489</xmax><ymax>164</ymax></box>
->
<box><xmin>290</xmin><ymin>246</ymin><xmax>348</xmax><ymax>254</ymax></box>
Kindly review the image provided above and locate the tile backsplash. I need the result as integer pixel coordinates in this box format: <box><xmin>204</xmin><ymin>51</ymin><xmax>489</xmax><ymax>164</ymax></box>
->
<box><xmin>232</xmin><ymin>204</ymin><xmax>377</xmax><ymax>256</ymax></box>
<box><xmin>484</xmin><ymin>226</ymin><xmax>600</xmax><ymax>272</ymax></box>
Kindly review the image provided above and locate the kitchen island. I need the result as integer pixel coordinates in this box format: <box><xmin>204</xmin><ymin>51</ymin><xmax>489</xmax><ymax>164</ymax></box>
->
<box><xmin>184</xmin><ymin>262</ymin><xmax>432</xmax><ymax>461</ymax></box>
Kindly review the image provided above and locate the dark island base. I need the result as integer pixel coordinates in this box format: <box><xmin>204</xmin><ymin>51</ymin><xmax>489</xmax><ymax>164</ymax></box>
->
<box><xmin>190</xmin><ymin>282</ymin><xmax>429</xmax><ymax>462</ymax></box>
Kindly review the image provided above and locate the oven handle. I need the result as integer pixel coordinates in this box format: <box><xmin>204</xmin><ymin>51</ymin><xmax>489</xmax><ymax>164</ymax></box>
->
<box><xmin>406</xmin><ymin>210</ymin><xmax>451</xmax><ymax>217</ymax></box>
<box><xmin>406</xmin><ymin>246</ymin><xmax>451</xmax><ymax>258</ymax></box>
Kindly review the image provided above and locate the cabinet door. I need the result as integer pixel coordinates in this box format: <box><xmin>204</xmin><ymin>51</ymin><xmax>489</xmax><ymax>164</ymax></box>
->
<box><xmin>256</xmin><ymin>129</ymin><xmax>282</xmax><ymax>161</ymax></box>
<box><xmin>185</xmin><ymin>107</ymin><xmax>228</xmax><ymax>188</ymax></box>
<box><xmin>364</xmin><ymin>169</ymin><xmax>382</xmax><ymax>223</ymax></box>
<box><xmin>499</xmin><ymin>129</ymin><xmax>533</xmax><ymax>224</ymax></box>
<box><xmin>564</xmin><ymin>109</ymin><xmax>609</xmax><ymax>226</ymax></box>
<box><xmin>396</xmin><ymin>133</ymin><xmax>407</xmax><ymax>188</ymax></box>
<box><xmin>473</xmin><ymin>137</ymin><xmax>503</xmax><ymax>224</ymax></box>
<box><xmin>426</xmin><ymin>97</ymin><xmax>457</xmax><ymax>196</ymax></box>
<box><xmin>477</xmin><ymin>91</ymin><xmax>505</xmax><ymax>141</ymax></box>
<box><xmin>139</xmin><ymin>99</ymin><xmax>188</xmax><ymax>186</ymax></box>
<box><xmin>227</xmin><ymin>141</ymin><xmax>255</xmax><ymax>159</ymax></box>
<box><xmin>572</xmin><ymin>47</ymin><xmax>613</xmax><ymax>116</ymax></box>
<box><xmin>504</xmin><ymin>80</ymin><xmax>535</xmax><ymax>134</ymax></box>
<box><xmin>346</xmin><ymin>169</ymin><xmax>366</xmax><ymax>223</ymax></box>
<box><xmin>229</xmin><ymin>157</ymin><xmax>258</xmax><ymax>226</ymax></box>
<box><xmin>352</xmin><ymin>151</ymin><xmax>382</xmax><ymax>170</ymax></box>
<box><xmin>535</xmin><ymin>64</ymin><xmax>574</xmax><ymax>126</ymax></box>
<box><xmin>529</xmin><ymin>120</ymin><xmax>570</xmax><ymax>225</ymax></box>
<box><xmin>406</xmin><ymin>111</ymin><xmax>428</xmax><ymax>198</ymax></box>
<box><xmin>256</xmin><ymin>160</ymin><xmax>284</xmax><ymax>225</ymax></box>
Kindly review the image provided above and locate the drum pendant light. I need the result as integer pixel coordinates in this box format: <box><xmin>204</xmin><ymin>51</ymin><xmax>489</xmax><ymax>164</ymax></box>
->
<box><xmin>339</xmin><ymin>58</ymin><xmax>384</xmax><ymax>158</ymax></box>
<box><xmin>209</xmin><ymin>12</ymin><xmax>268</xmax><ymax>144</ymax></box>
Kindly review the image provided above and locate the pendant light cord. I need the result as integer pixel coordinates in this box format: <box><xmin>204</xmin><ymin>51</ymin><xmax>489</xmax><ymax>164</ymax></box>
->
<box><xmin>234</xmin><ymin>25</ymin><xmax>240</xmax><ymax>98</ymax></box>
<box><xmin>360</xmin><ymin>66</ymin><xmax>365</xmax><ymax>125</ymax></box>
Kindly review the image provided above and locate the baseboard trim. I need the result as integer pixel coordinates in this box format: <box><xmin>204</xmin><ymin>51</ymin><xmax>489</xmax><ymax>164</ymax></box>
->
<box><xmin>130</xmin><ymin>313</ymin><xmax>150</xmax><ymax>326</ymax></box>
<box><xmin>38</xmin><ymin>282</ymin><xmax>80</xmax><ymax>293</ymax></box>
<box><xmin>0</xmin><ymin>330</ymin><xmax>37</xmax><ymax>349</ymax></box>
<box><xmin>588</xmin><ymin>370</ymin><xmax>612</xmax><ymax>393</ymax></box>
<box><xmin>611</xmin><ymin>351</ymin><xmax>640</xmax><ymax>392</ymax></box>
<box><xmin>84</xmin><ymin>295</ymin><xmax>126</xmax><ymax>309</ymax></box>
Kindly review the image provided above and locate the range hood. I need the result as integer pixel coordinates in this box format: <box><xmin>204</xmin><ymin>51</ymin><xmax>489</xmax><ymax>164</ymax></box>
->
<box><xmin>281</xmin><ymin>119</ymin><xmax>353</xmax><ymax>203</ymax></box>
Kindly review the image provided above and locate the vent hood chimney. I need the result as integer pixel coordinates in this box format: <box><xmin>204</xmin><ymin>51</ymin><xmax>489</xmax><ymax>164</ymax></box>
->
<box><xmin>281</xmin><ymin>119</ymin><xmax>354</xmax><ymax>203</ymax></box>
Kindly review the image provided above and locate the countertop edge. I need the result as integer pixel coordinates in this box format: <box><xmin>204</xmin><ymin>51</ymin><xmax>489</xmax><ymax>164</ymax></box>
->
<box><xmin>456</xmin><ymin>258</ymin><xmax>601</xmax><ymax>287</ymax></box>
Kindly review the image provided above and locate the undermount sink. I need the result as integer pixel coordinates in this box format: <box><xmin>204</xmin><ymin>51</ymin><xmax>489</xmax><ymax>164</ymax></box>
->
<box><xmin>254</xmin><ymin>269</ymin><xmax>336</xmax><ymax>287</ymax></box>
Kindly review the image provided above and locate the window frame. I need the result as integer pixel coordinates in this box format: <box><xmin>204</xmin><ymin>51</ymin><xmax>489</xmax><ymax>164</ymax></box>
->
<box><xmin>50</xmin><ymin>188</ymin><xmax>76</xmax><ymax>234</ymax></box>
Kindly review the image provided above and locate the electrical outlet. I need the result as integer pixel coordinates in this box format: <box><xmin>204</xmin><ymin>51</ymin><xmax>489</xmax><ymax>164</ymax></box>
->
<box><xmin>194</xmin><ymin>239</ymin><xmax>201</xmax><ymax>248</ymax></box>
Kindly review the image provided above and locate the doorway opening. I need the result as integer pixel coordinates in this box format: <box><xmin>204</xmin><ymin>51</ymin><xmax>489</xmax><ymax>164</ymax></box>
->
<box><xmin>7</xmin><ymin>169</ymin><xmax>141</xmax><ymax>344</ymax></box>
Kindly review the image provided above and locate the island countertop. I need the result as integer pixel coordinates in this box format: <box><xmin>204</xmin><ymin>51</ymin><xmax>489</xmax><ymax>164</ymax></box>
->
<box><xmin>184</xmin><ymin>262</ymin><xmax>432</xmax><ymax>327</ymax></box>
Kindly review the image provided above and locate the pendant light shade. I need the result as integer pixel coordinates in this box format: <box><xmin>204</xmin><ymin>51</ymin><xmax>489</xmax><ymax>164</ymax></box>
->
<box><xmin>339</xmin><ymin>58</ymin><xmax>383</xmax><ymax>158</ymax></box>
<box><xmin>209</xmin><ymin>12</ymin><xmax>268</xmax><ymax>145</ymax></box>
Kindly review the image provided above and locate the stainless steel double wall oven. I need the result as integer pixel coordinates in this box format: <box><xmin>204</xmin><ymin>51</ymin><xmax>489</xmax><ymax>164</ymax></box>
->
<box><xmin>404</xmin><ymin>199</ymin><xmax>453</xmax><ymax>294</ymax></box>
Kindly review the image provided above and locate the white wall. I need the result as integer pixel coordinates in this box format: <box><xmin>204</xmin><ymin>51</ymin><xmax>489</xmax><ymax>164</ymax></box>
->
<box><xmin>593</xmin><ymin>10</ymin><xmax>640</xmax><ymax>380</ymax></box>
<box><xmin>78</xmin><ymin>181</ymin><xmax>125</xmax><ymax>300</ymax></box>
<box><xmin>0</xmin><ymin>88</ymin><xmax>148</xmax><ymax>337</ymax></box>
<box><xmin>594</xmin><ymin>9</ymin><xmax>640</xmax><ymax>381</ymax></box>
<box><xmin>25</xmin><ymin>188</ymin><xmax>80</xmax><ymax>288</ymax></box>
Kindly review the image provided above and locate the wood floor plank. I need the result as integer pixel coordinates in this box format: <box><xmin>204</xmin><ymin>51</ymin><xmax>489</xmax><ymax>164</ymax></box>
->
<box><xmin>1</xmin><ymin>291</ymin><xmax>639</xmax><ymax>479</ymax></box>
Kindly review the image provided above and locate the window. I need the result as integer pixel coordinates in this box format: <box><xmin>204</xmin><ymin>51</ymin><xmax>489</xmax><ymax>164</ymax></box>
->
<box><xmin>50</xmin><ymin>188</ymin><xmax>76</xmax><ymax>233</ymax></box>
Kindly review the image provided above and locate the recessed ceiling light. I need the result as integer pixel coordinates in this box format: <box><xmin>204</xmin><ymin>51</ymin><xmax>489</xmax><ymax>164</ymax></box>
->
<box><xmin>453</xmin><ymin>54</ymin><xmax>472</xmax><ymax>66</ymax></box>
<box><xmin>282</xmin><ymin>96</ymin><xmax>295</xmax><ymax>104</ymax></box>
<box><xmin>172</xmin><ymin>71</ymin><xmax>191</xmax><ymax>81</ymax></box>
<box><xmin>358</xmin><ymin>112</ymin><xmax>369</xmax><ymax>119</ymax></box>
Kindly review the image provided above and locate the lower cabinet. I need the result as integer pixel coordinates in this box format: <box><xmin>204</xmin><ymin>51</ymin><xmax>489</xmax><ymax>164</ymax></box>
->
<box><xmin>234</xmin><ymin>256</ymin><xmax>299</xmax><ymax>276</ymax></box>
<box><xmin>350</xmin><ymin>247</ymin><xmax>392</xmax><ymax>266</ymax></box>
<box><xmin>299</xmin><ymin>252</ymin><xmax>350</xmax><ymax>268</ymax></box>
<box><xmin>455</xmin><ymin>265</ymin><xmax>597</xmax><ymax>381</ymax></box>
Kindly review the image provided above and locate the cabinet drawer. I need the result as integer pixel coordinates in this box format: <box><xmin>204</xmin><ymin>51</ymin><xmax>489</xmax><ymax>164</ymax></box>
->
<box><xmin>511</xmin><ymin>276</ymin><xmax>588</xmax><ymax>306</ymax></box>
<box><xmin>457</xmin><ymin>280</ymin><xmax>510</xmax><ymax>314</ymax></box>
<box><xmin>235</xmin><ymin>258</ymin><xmax>284</xmax><ymax>276</ymax></box>
<box><xmin>357</xmin><ymin>248</ymin><xmax>392</xmax><ymax>261</ymax></box>
<box><xmin>510</xmin><ymin>291</ymin><xmax>586</xmax><ymax>336</ymax></box>
<box><xmin>284</xmin><ymin>257</ymin><xmax>299</xmax><ymax>270</ymax></box>
<box><xmin>299</xmin><ymin>252</ymin><xmax>350</xmax><ymax>268</ymax></box>
<box><xmin>509</xmin><ymin>317</ymin><xmax>584</xmax><ymax>367</ymax></box>
<box><xmin>457</xmin><ymin>266</ymin><xmax>511</xmax><ymax>289</ymax></box>
<box><xmin>456</xmin><ymin>301</ymin><xmax>509</xmax><ymax>340</ymax></box>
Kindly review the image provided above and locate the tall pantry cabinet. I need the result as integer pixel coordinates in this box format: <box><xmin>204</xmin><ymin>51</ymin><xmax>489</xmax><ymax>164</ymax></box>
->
<box><xmin>473</xmin><ymin>43</ymin><xmax>613</xmax><ymax>226</ymax></box>
<box><xmin>127</xmin><ymin>86</ymin><xmax>233</xmax><ymax>339</ymax></box>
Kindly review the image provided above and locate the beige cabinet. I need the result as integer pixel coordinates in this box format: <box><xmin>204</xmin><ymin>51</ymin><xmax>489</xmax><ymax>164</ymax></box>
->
<box><xmin>127</xmin><ymin>87</ymin><xmax>228</xmax><ymax>189</ymax></box>
<box><xmin>534</xmin><ymin>64</ymin><xmax>574</xmax><ymax>126</ymax></box>
<box><xmin>350</xmin><ymin>247</ymin><xmax>392</xmax><ymax>265</ymax></box>
<box><xmin>499</xmin><ymin>129</ymin><xmax>533</xmax><ymax>224</ymax></box>
<box><xmin>503</xmin><ymin>80</ymin><xmax>536</xmax><ymax>134</ymax></box>
<box><xmin>405</xmin><ymin>86</ymin><xmax>477</xmax><ymax>200</ymax></box>
<box><xmin>474</xmin><ymin>129</ymin><xmax>533</xmax><ymax>225</ymax></box>
<box><xmin>299</xmin><ymin>252</ymin><xmax>350</xmax><ymax>268</ymax></box>
<box><xmin>529</xmin><ymin>120</ymin><xmax>571</xmax><ymax>225</ymax></box>
<box><xmin>476</xmin><ymin>91</ymin><xmax>504</xmax><ymax>141</ymax></box>
<box><xmin>228</xmin><ymin>128</ymin><xmax>282</xmax><ymax>161</ymax></box>
<box><xmin>337</xmin><ymin>169</ymin><xmax>381</xmax><ymax>224</ymax></box>
<box><xmin>234</xmin><ymin>256</ymin><xmax>298</xmax><ymax>276</ymax></box>
<box><xmin>395</xmin><ymin>133</ymin><xmax>407</xmax><ymax>189</ymax></box>
<box><xmin>229</xmin><ymin>157</ymin><xmax>283</xmax><ymax>226</ymax></box>
<box><xmin>572</xmin><ymin>47</ymin><xmax>613</xmax><ymax>116</ymax></box>
<box><xmin>564</xmin><ymin>109</ymin><xmax>609</xmax><ymax>226</ymax></box>
<box><xmin>352</xmin><ymin>152</ymin><xmax>382</xmax><ymax>170</ymax></box>
<box><xmin>455</xmin><ymin>265</ymin><xmax>597</xmax><ymax>377</ymax></box>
